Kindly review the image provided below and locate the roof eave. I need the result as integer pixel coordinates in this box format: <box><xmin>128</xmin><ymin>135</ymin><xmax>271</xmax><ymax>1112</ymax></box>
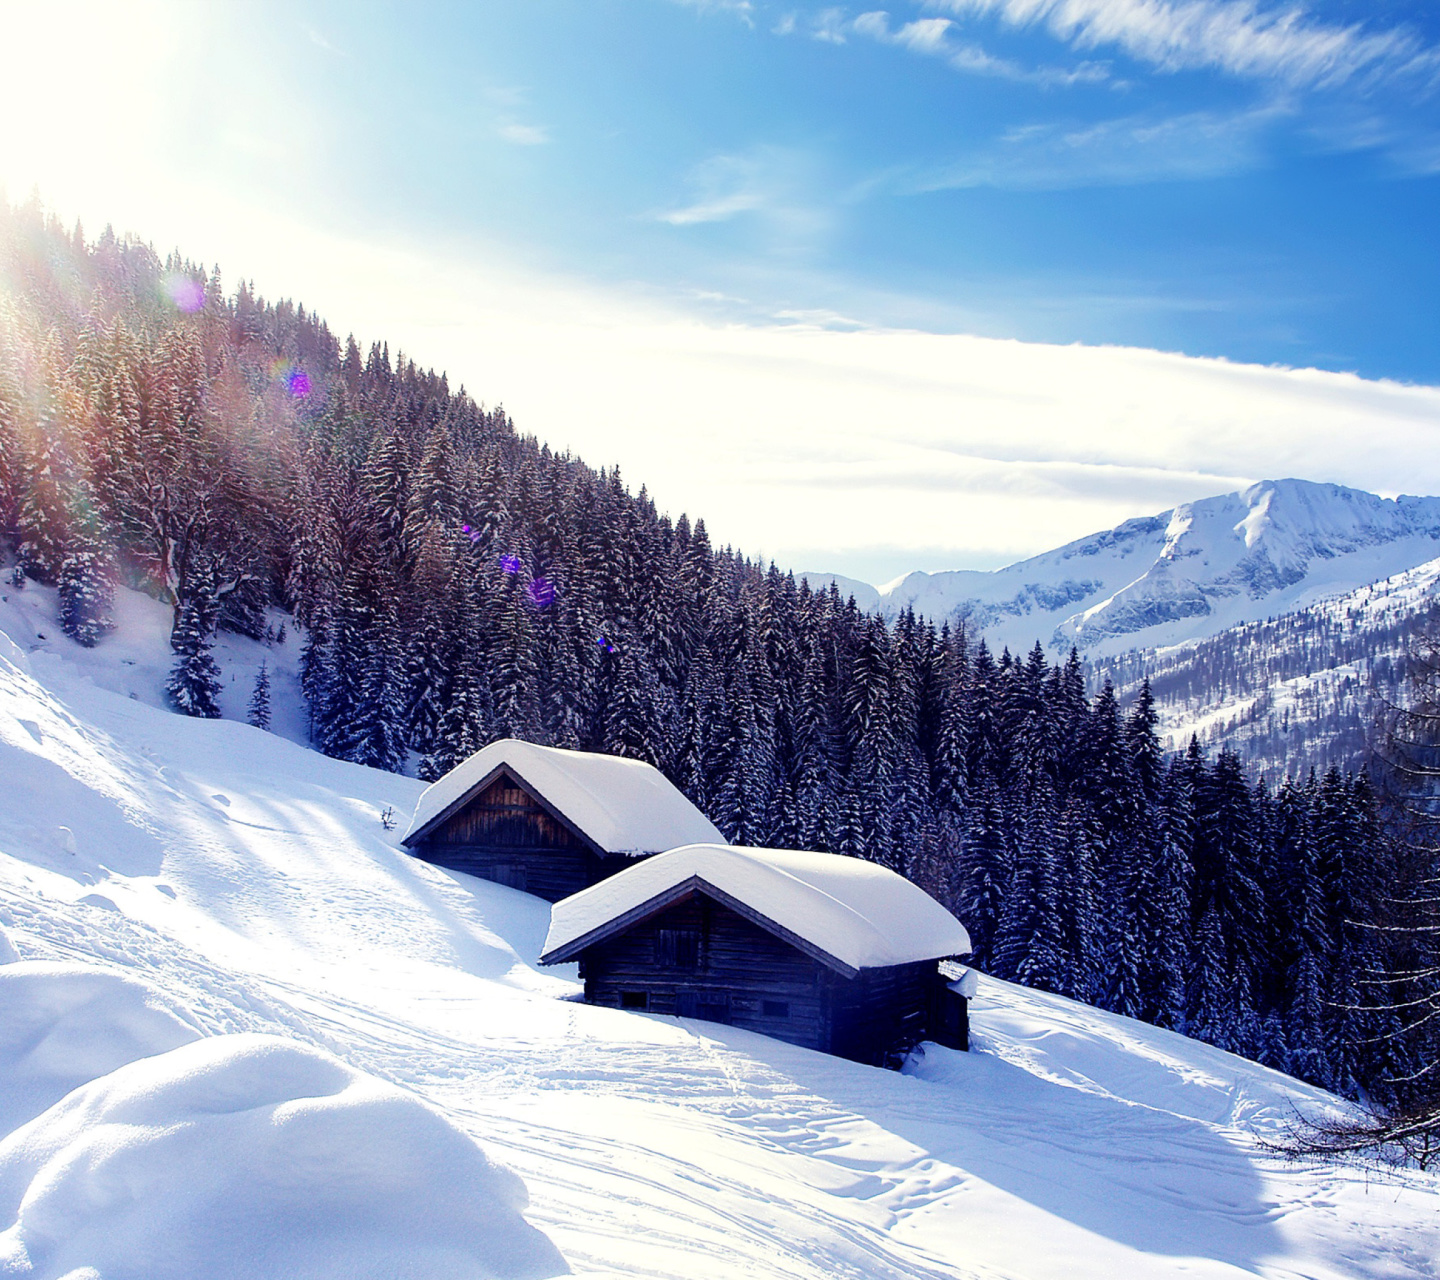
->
<box><xmin>402</xmin><ymin>760</ymin><xmax>607</xmax><ymax>855</ymax></box>
<box><xmin>540</xmin><ymin>874</ymin><xmax>863</xmax><ymax>978</ymax></box>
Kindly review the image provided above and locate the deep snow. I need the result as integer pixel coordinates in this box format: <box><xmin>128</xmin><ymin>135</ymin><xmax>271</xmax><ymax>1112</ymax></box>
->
<box><xmin>407</xmin><ymin>738</ymin><xmax>724</xmax><ymax>854</ymax></box>
<box><xmin>543</xmin><ymin>843</ymin><xmax>971</xmax><ymax>971</ymax></box>
<box><xmin>0</xmin><ymin>580</ymin><xmax>1437</xmax><ymax>1278</ymax></box>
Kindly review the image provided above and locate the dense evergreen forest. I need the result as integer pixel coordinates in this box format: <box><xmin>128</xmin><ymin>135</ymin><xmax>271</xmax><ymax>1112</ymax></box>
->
<box><xmin>0</xmin><ymin>200</ymin><xmax>1432</xmax><ymax>1101</ymax></box>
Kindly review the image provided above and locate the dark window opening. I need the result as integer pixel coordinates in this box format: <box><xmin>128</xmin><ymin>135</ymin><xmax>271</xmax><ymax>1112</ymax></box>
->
<box><xmin>676</xmin><ymin>991</ymin><xmax>730</xmax><ymax>1024</ymax></box>
<box><xmin>762</xmin><ymin>1000</ymin><xmax>790</xmax><ymax>1019</ymax></box>
<box><xmin>493</xmin><ymin>865</ymin><xmax>527</xmax><ymax>891</ymax></box>
<box><xmin>655</xmin><ymin>929</ymin><xmax>701</xmax><ymax>969</ymax></box>
<box><xmin>620</xmin><ymin>990</ymin><xmax>649</xmax><ymax>1010</ymax></box>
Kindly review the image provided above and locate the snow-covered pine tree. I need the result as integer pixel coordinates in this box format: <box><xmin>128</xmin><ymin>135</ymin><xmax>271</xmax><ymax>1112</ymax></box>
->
<box><xmin>248</xmin><ymin>661</ymin><xmax>272</xmax><ymax>730</ymax></box>
<box><xmin>166</xmin><ymin>557</ymin><xmax>223</xmax><ymax>718</ymax></box>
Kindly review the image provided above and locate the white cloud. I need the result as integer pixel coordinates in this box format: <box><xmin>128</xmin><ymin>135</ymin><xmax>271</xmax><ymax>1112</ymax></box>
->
<box><xmin>854</xmin><ymin>9</ymin><xmax>1111</xmax><ymax>84</ymax></box>
<box><xmin>927</xmin><ymin>0</ymin><xmax>1440</xmax><ymax>90</ymax></box>
<box><xmin>665</xmin><ymin>0</ymin><xmax>756</xmax><ymax>24</ymax></box>
<box><xmin>919</xmin><ymin>99</ymin><xmax>1289</xmax><ymax>189</ymax></box>
<box><xmin>496</xmin><ymin>121</ymin><xmax>550</xmax><ymax>146</ymax></box>
<box><xmin>656</xmin><ymin>148</ymin><xmax>831</xmax><ymax>248</ymax></box>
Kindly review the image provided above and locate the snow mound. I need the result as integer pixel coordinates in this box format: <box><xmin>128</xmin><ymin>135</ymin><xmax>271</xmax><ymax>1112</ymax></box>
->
<box><xmin>0</xmin><ymin>929</ymin><xmax>17</xmax><ymax>964</ymax></box>
<box><xmin>0</xmin><ymin>962</ymin><xmax>200</xmax><ymax>1137</ymax></box>
<box><xmin>0</xmin><ymin>1032</ymin><xmax>568</xmax><ymax>1280</ymax></box>
<box><xmin>405</xmin><ymin>737</ymin><xmax>724</xmax><ymax>855</ymax></box>
<box><xmin>543</xmin><ymin>842</ymin><xmax>971</xmax><ymax>973</ymax></box>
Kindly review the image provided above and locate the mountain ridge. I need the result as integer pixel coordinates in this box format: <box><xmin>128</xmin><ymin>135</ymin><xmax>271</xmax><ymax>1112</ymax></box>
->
<box><xmin>802</xmin><ymin>479</ymin><xmax>1440</xmax><ymax>659</ymax></box>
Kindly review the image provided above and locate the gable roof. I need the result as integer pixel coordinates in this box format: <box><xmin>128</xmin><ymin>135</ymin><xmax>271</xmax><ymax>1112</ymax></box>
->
<box><xmin>401</xmin><ymin>739</ymin><xmax>725</xmax><ymax>856</ymax></box>
<box><xmin>540</xmin><ymin>843</ymin><xmax>971</xmax><ymax>977</ymax></box>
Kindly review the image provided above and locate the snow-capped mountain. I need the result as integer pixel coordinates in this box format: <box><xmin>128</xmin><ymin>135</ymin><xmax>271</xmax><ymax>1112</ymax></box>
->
<box><xmin>804</xmin><ymin>479</ymin><xmax>1440</xmax><ymax>660</ymax></box>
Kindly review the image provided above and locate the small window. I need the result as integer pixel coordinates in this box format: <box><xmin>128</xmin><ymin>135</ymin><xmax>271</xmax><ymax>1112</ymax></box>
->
<box><xmin>655</xmin><ymin>929</ymin><xmax>701</xmax><ymax>969</ymax></box>
<box><xmin>620</xmin><ymin>991</ymin><xmax>649</xmax><ymax>1010</ymax></box>
<box><xmin>762</xmin><ymin>1000</ymin><xmax>790</xmax><ymax>1019</ymax></box>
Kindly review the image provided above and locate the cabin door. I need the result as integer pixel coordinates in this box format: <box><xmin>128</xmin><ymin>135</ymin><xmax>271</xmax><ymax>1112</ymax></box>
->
<box><xmin>676</xmin><ymin>990</ymin><xmax>730</xmax><ymax>1024</ymax></box>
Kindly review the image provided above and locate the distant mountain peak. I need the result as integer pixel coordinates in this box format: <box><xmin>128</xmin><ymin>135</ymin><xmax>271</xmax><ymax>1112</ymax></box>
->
<box><xmin>802</xmin><ymin>479</ymin><xmax>1440</xmax><ymax>660</ymax></box>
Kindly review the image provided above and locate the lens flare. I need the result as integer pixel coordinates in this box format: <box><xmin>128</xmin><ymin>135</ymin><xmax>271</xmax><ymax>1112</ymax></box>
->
<box><xmin>500</xmin><ymin>553</ymin><xmax>522</xmax><ymax>574</ymax></box>
<box><xmin>527</xmin><ymin>577</ymin><xmax>555</xmax><ymax>608</ymax></box>
<box><xmin>162</xmin><ymin>272</ymin><xmax>205</xmax><ymax>314</ymax></box>
<box><xmin>268</xmin><ymin>358</ymin><xmax>312</xmax><ymax>398</ymax></box>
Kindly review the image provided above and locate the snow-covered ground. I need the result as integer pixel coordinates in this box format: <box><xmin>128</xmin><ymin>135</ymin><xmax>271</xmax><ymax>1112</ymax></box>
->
<box><xmin>1</xmin><ymin>579</ymin><xmax>1438</xmax><ymax>1277</ymax></box>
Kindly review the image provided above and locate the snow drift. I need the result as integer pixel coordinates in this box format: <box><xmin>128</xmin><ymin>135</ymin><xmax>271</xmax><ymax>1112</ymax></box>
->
<box><xmin>0</xmin><ymin>961</ymin><xmax>200</xmax><ymax>1135</ymax></box>
<box><xmin>0</xmin><ymin>1033</ymin><xmax>568</xmax><ymax>1280</ymax></box>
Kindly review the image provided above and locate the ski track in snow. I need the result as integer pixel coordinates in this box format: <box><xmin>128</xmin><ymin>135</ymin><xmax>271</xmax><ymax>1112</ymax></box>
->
<box><xmin>0</xmin><ymin>584</ymin><xmax>1438</xmax><ymax>1278</ymax></box>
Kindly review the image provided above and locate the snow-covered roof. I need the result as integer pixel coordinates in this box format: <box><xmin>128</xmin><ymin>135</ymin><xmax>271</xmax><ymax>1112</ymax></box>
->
<box><xmin>401</xmin><ymin>739</ymin><xmax>724</xmax><ymax>856</ymax></box>
<box><xmin>541</xmin><ymin>843</ymin><xmax>971</xmax><ymax>976</ymax></box>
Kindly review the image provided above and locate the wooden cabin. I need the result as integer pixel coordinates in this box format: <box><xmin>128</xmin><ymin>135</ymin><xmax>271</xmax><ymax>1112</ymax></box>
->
<box><xmin>400</xmin><ymin>739</ymin><xmax>725</xmax><ymax>902</ymax></box>
<box><xmin>540</xmin><ymin>844</ymin><xmax>973</xmax><ymax>1066</ymax></box>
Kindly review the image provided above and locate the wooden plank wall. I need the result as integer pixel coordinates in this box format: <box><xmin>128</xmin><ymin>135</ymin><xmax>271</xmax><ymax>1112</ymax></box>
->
<box><xmin>583</xmin><ymin>894</ymin><xmax>831</xmax><ymax>1051</ymax></box>
<box><xmin>825</xmin><ymin>960</ymin><xmax>939</xmax><ymax>1066</ymax></box>
<box><xmin>581</xmin><ymin>891</ymin><xmax>953</xmax><ymax>1064</ymax></box>
<box><xmin>411</xmin><ymin>774</ymin><xmax>611</xmax><ymax>902</ymax></box>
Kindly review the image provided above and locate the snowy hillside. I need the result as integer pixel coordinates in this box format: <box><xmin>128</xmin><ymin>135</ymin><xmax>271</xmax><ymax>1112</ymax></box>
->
<box><xmin>1</xmin><ymin>587</ymin><xmax>1438</xmax><ymax>1276</ymax></box>
<box><xmin>804</xmin><ymin>479</ymin><xmax>1440</xmax><ymax>660</ymax></box>
<box><xmin>1096</xmin><ymin>556</ymin><xmax>1440</xmax><ymax>778</ymax></box>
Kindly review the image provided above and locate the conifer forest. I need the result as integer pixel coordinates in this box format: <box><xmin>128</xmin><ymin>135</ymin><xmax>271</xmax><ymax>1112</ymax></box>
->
<box><xmin>1</xmin><ymin>200</ymin><xmax>1433</xmax><ymax>1105</ymax></box>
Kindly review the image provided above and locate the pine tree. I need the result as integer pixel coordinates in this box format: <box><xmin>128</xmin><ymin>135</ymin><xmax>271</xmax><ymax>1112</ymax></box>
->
<box><xmin>57</xmin><ymin>537</ymin><xmax>114</xmax><ymax>647</ymax></box>
<box><xmin>166</xmin><ymin>559</ymin><xmax>223</xmax><ymax>719</ymax></box>
<box><xmin>248</xmin><ymin>662</ymin><xmax>272</xmax><ymax>730</ymax></box>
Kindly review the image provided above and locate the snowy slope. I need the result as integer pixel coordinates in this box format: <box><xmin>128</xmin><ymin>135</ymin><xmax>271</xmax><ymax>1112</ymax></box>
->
<box><xmin>803</xmin><ymin>479</ymin><xmax>1440</xmax><ymax>659</ymax></box>
<box><xmin>1096</xmin><ymin>555</ymin><xmax>1440</xmax><ymax>777</ymax></box>
<box><xmin>1</xmin><ymin>594</ymin><xmax>1438</xmax><ymax>1277</ymax></box>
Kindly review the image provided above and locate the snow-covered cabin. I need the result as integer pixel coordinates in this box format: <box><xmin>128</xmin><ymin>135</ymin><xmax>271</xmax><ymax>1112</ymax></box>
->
<box><xmin>540</xmin><ymin>843</ymin><xmax>973</xmax><ymax>1065</ymax></box>
<box><xmin>400</xmin><ymin>739</ymin><xmax>725</xmax><ymax>902</ymax></box>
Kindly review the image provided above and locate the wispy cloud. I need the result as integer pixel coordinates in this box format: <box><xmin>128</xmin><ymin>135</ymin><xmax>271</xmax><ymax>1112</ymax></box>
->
<box><xmin>657</xmin><ymin>147</ymin><xmax>831</xmax><ymax>248</ymax></box>
<box><xmin>917</xmin><ymin>100</ymin><xmax>1290</xmax><ymax>189</ymax></box>
<box><xmin>666</xmin><ymin>0</ymin><xmax>756</xmax><ymax>24</ymax></box>
<box><xmin>792</xmin><ymin>9</ymin><xmax>1112</xmax><ymax>85</ymax></box>
<box><xmin>926</xmin><ymin>0</ymin><xmax>1440</xmax><ymax>90</ymax></box>
<box><xmin>497</xmin><ymin>121</ymin><xmax>550</xmax><ymax>146</ymax></box>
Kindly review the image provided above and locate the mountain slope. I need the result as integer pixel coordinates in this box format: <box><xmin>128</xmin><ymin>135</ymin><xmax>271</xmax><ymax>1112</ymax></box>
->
<box><xmin>1094</xmin><ymin>556</ymin><xmax>1440</xmax><ymax>778</ymax></box>
<box><xmin>804</xmin><ymin>479</ymin><xmax>1440</xmax><ymax>659</ymax></box>
<box><xmin>1</xmin><ymin>605</ymin><xmax>1438</xmax><ymax>1277</ymax></box>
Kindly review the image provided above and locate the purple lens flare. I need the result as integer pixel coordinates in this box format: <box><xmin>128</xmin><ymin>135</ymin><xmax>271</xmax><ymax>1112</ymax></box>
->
<box><xmin>163</xmin><ymin>273</ymin><xmax>205</xmax><ymax>313</ymax></box>
<box><xmin>527</xmin><ymin>577</ymin><xmax>555</xmax><ymax>608</ymax></box>
<box><xmin>500</xmin><ymin>554</ymin><xmax>522</xmax><ymax>574</ymax></box>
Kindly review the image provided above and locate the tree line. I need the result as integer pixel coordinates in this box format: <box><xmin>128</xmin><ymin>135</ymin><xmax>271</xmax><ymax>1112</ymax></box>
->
<box><xmin>0</xmin><ymin>199</ymin><xmax>1433</xmax><ymax>1103</ymax></box>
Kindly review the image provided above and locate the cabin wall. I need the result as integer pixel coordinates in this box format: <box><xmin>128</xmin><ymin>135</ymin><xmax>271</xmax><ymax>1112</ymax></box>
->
<box><xmin>582</xmin><ymin>895</ymin><xmax>830</xmax><ymax>1051</ymax></box>
<box><xmin>825</xmin><ymin>960</ymin><xmax>941</xmax><ymax>1066</ymax></box>
<box><xmin>410</xmin><ymin>774</ymin><xmax>611</xmax><ymax>902</ymax></box>
<box><xmin>580</xmin><ymin>893</ymin><xmax>956</xmax><ymax>1064</ymax></box>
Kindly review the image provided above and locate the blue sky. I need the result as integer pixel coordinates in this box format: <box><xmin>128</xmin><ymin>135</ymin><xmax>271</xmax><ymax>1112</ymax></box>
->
<box><xmin>263</xmin><ymin>0</ymin><xmax>1440</xmax><ymax>380</ymax></box>
<box><xmin>5</xmin><ymin>0</ymin><xmax>1440</xmax><ymax>578</ymax></box>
